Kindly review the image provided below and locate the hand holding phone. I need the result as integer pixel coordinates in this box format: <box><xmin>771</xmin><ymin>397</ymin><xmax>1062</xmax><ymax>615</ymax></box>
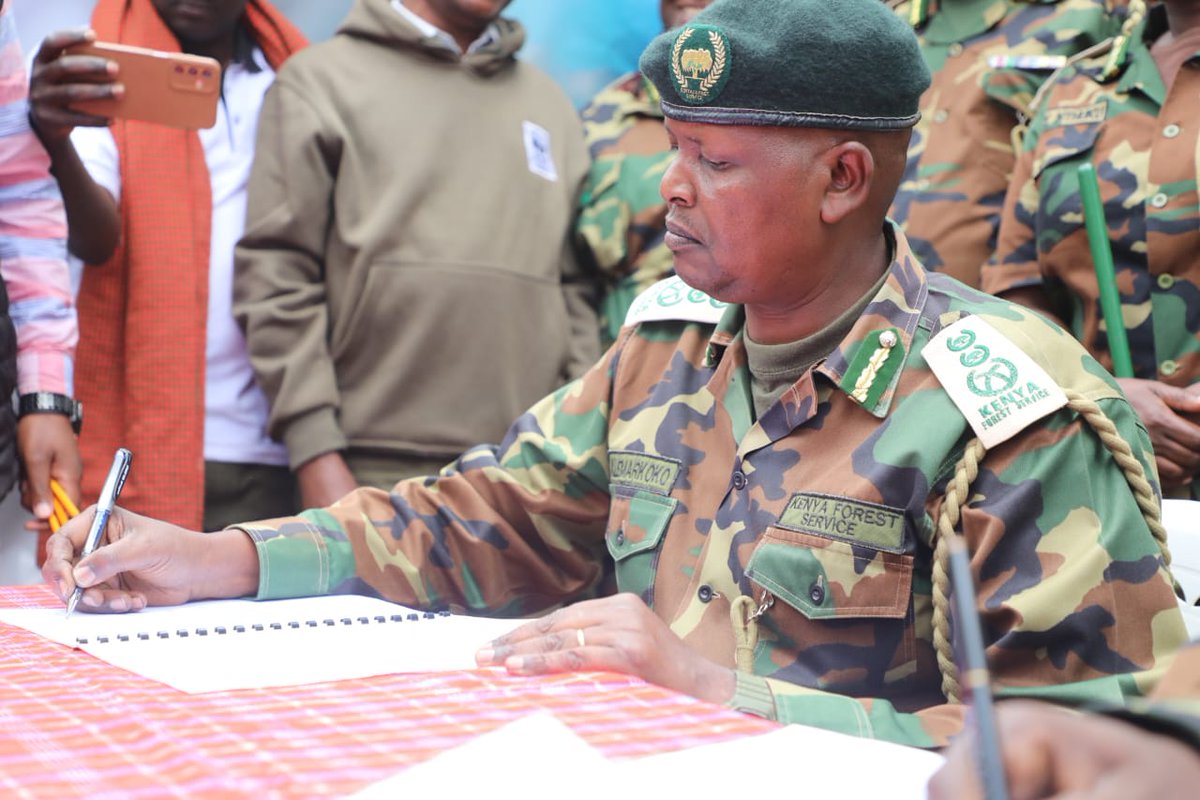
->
<box><xmin>30</xmin><ymin>29</ymin><xmax>222</xmax><ymax>138</ymax></box>
<box><xmin>28</xmin><ymin>28</ymin><xmax>119</xmax><ymax>145</ymax></box>
<box><xmin>64</xmin><ymin>41</ymin><xmax>221</xmax><ymax>130</ymax></box>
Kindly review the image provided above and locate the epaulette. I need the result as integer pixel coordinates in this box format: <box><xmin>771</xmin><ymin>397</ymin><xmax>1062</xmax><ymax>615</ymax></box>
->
<box><xmin>924</xmin><ymin>316</ymin><xmax>1068</xmax><ymax>448</ymax></box>
<box><xmin>624</xmin><ymin>276</ymin><xmax>729</xmax><ymax>327</ymax></box>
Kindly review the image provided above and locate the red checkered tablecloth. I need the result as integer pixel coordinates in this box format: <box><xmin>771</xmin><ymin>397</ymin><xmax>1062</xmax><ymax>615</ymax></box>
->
<box><xmin>0</xmin><ymin>585</ymin><xmax>778</xmax><ymax>798</ymax></box>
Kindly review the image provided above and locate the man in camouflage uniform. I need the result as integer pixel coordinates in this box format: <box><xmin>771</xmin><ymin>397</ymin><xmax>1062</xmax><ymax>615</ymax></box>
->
<box><xmin>45</xmin><ymin>0</ymin><xmax>1184</xmax><ymax>749</ymax></box>
<box><xmin>983</xmin><ymin>0</ymin><xmax>1200</xmax><ymax>494</ymax></box>
<box><xmin>577</xmin><ymin>0</ymin><xmax>713</xmax><ymax>346</ymax></box>
<box><xmin>930</xmin><ymin>640</ymin><xmax>1200</xmax><ymax>797</ymax></box>
<box><xmin>888</xmin><ymin>0</ymin><xmax>1124</xmax><ymax>287</ymax></box>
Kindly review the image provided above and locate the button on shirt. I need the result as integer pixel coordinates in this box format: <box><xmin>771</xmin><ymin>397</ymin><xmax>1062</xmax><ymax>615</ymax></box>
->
<box><xmin>71</xmin><ymin>48</ymin><xmax>287</xmax><ymax>465</ymax></box>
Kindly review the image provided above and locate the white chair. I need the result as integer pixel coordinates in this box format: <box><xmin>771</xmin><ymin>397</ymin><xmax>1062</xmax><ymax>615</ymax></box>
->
<box><xmin>1161</xmin><ymin>499</ymin><xmax>1200</xmax><ymax>640</ymax></box>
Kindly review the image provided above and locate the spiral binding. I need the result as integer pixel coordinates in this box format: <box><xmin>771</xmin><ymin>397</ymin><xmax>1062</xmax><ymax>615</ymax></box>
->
<box><xmin>75</xmin><ymin>609</ymin><xmax>450</xmax><ymax>645</ymax></box>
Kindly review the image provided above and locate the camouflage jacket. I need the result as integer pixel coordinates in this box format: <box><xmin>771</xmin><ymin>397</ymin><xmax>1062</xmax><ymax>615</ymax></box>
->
<box><xmin>984</xmin><ymin>4</ymin><xmax>1200</xmax><ymax>387</ymax></box>
<box><xmin>1092</xmin><ymin>641</ymin><xmax>1200</xmax><ymax>752</ymax></box>
<box><xmin>889</xmin><ymin>0</ymin><xmax>1123</xmax><ymax>287</ymax></box>
<box><xmin>239</xmin><ymin>227</ymin><xmax>1184</xmax><ymax>748</ymax></box>
<box><xmin>577</xmin><ymin>72</ymin><xmax>675</xmax><ymax>346</ymax></box>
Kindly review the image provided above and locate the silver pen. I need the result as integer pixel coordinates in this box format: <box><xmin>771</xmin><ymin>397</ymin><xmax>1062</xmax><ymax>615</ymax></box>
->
<box><xmin>65</xmin><ymin>448</ymin><xmax>132</xmax><ymax>618</ymax></box>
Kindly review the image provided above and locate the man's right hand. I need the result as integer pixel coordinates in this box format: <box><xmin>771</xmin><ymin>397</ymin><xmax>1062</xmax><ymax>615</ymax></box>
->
<box><xmin>41</xmin><ymin>507</ymin><xmax>260</xmax><ymax>613</ymax></box>
<box><xmin>1117</xmin><ymin>378</ymin><xmax>1200</xmax><ymax>490</ymax></box>
<box><xmin>295</xmin><ymin>452</ymin><xmax>359</xmax><ymax>509</ymax></box>
<box><xmin>928</xmin><ymin>700</ymin><xmax>1200</xmax><ymax>799</ymax></box>
<box><xmin>28</xmin><ymin>28</ymin><xmax>120</xmax><ymax>147</ymax></box>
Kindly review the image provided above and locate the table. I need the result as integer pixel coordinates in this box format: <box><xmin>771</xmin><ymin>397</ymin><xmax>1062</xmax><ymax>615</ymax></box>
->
<box><xmin>0</xmin><ymin>585</ymin><xmax>777</xmax><ymax>798</ymax></box>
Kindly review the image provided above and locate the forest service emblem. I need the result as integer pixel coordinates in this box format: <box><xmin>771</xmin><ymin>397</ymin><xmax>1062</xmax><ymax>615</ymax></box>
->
<box><xmin>670</xmin><ymin>25</ymin><xmax>731</xmax><ymax>105</ymax></box>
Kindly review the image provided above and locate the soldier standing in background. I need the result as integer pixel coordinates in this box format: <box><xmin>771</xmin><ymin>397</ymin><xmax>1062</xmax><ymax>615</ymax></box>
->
<box><xmin>983</xmin><ymin>0</ymin><xmax>1200</xmax><ymax>495</ymax></box>
<box><xmin>888</xmin><ymin>0</ymin><xmax>1125</xmax><ymax>287</ymax></box>
<box><xmin>45</xmin><ymin>0</ymin><xmax>1184</xmax><ymax>750</ymax></box>
<box><xmin>576</xmin><ymin>0</ymin><xmax>712</xmax><ymax>347</ymax></box>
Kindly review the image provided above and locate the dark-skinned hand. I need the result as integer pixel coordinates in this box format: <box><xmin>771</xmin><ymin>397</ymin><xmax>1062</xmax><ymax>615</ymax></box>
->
<box><xmin>41</xmin><ymin>506</ymin><xmax>259</xmax><ymax>613</ymax></box>
<box><xmin>17</xmin><ymin>413</ymin><xmax>81</xmax><ymax>534</ymax></box>
<box><xmin>928</xmin><ymin>700</ymin><xmax>1200</xmax><ymax>800</ymax></box>
<box><xmin>475</xmin><ymin>593</ymin><xmax>736</xmax><ymax>705</ymax></box>
<box><xmin>28</xmin><ymin>28</ymin><xmax>120</xmax><ymax>146</ymax></box>
<box><xmin>1116</xmin><ymin>378</ymin><xmax>1200</xmax><ymax>489</ymax></box>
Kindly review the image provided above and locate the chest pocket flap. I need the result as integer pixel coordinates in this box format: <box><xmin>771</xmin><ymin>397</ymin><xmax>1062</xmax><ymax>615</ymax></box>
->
<box><xmin>745</xmin><ymin>527</ymin><xmax>913</xmax><ymax>620</ymax></box>
<box><xmin>1032</xmin><ymin>118</ymin><xmax>1103</xmax><ymax>180</ymax></box>
<box><xmin>606</xmin><ymin>488</ymin><xmax>676</xmax><ymax>561</ymax></box>
<box><xmin>606</xmin><ymin>488</ymin><xmax>677</xmax><ymax>598</ymax></box>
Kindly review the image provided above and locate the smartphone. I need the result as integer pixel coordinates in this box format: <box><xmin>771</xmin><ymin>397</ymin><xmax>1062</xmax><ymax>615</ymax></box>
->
<box><xmin>64</xmin><ymin>42</ymin><xmax>221</xmax><ymax>130</ymax></box>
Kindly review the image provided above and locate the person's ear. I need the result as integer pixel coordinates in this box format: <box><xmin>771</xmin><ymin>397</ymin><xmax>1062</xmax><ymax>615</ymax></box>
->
<box><xmin>820</xmin><ymin>141</ymin><xmax>874</xmax><ymax>224</ymax></box>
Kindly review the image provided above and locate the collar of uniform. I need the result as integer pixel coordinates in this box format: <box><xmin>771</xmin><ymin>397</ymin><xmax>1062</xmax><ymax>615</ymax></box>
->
<box><xmin>640</xmin><ymin>74</ymin><xmax>664</xmax><ymax>119</ymax></box>
<box><xmin>1108</xmin><ymin>4</ymin><xmax>1167</xmax><ymax>98</ymax></box>
<box><xmin>602</xmin><ymin>72</ymin><xmax>665</xmax><ymax>123</ymax></box>
<box><xmin>814</xmin><ymin>224</ymin><xmax>929</xmax><ymax>418</ymax></box>
<box><xmin>703</xmin><ymin>304</ymin><xmax>746</xmax><ymax>368</ymax></box>
<box><xmin>700</xmin><ymin>224</ymin><xmax>928</xmax><ymax>418</ymax></box>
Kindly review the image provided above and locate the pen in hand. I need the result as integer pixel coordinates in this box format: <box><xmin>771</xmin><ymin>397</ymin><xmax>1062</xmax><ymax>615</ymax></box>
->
<box><xmin>65</xmin><ymin>448</ymin><xmax>132</xmax><ymax>618</ymax></box>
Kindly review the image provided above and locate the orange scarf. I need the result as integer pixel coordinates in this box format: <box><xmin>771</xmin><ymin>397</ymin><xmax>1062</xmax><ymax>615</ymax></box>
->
<box><xmin>76</xmin><ymin>0</ymin><xmax>307</xmax><ymax>530</ymax></box>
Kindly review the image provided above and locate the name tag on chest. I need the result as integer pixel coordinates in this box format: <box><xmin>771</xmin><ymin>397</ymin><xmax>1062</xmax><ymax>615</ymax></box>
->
<box><xmin>776</xmin><ymin>492</ymin><xmax>906</xmax><ymax>552</ymax></box>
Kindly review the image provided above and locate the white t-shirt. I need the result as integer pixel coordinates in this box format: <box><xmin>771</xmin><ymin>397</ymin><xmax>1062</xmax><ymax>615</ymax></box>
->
<box><xmin>71</xmin><ymin>47</ymin><xmax>288</xmax><ymax>466</ymax></box>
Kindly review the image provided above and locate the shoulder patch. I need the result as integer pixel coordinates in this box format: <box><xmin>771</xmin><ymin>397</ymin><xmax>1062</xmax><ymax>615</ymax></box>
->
<box><xmin>925</xmin><ymin>317</ymin><xmax>1068</xmax><ymax>449</ymax></box>
<box><xmin>625</xmin><ymin>275</ymin><xmax>729</xmax><ymax>326</ymax></box>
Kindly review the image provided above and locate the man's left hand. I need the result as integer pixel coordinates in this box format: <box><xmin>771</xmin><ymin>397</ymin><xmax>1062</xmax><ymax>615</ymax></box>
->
<box><xmin>475</xmin><ymin>593</ymin><xmax>736</xmax><ymax>705</ymax></box>
<box><xmin>17</xmin><ymin>413</ymin><xmax>82</xmax><ymax>533</ymax></box>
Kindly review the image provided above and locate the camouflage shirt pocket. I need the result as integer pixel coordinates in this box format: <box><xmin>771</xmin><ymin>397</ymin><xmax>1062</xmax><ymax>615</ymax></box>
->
<box><xmin>745</xmin><ymin>527</ymin><xmax>913</xmax><ymax>621</ymax></box>
<box><xmin>1032</xmin><ymin>121</ymin><xmax>1102</xmax><ymax>181</ymax></box>
<box><xmin>606</xmin><ymin>487</ymin><xmax>678</xmax><ymax>599</ymax></box>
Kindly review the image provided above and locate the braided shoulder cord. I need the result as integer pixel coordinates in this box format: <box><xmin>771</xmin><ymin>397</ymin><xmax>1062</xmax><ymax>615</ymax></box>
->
<box><xmin>931</xmin><ymin>438</ymin><xmax>986</xmax><ymax>705</ymax></box>
<box><xmin>931</xmin><ymin>388</ymin><xmax>1171</xmax><ymax>704</ymax></box>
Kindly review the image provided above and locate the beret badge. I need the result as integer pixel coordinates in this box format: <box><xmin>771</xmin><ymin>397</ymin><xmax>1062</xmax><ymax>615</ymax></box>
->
<box><xmin>670</xmin><ymin>25</ymin><xmax>732</xmax><ymax>106</ymax></box>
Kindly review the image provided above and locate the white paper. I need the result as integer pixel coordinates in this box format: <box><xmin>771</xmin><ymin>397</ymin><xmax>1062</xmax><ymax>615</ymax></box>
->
<box><xmin>346</xmin><ymin>713</ymin><xmax>945</xmax><ymax>800</ymax></box>
<box><xmin>348</xmin><ymin>713</ymin><xmax>610</xmax><ymax>799</ymax></box>
<box><xmin>0</xmin><ymin>595</ymin><xmax>520</xmax><ymax>693</ymax></box>
<box><xmin>614</xmin><ymin>722</ymin><xmax>945</xmax><ymax>798</ymax></box>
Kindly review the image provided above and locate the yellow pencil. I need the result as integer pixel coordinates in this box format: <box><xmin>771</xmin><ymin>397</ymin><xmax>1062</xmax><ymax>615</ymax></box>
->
<box><xmin>50</xmin><ymin>479</ymin><xmax>81</xmax><ymax>519</ymax></box>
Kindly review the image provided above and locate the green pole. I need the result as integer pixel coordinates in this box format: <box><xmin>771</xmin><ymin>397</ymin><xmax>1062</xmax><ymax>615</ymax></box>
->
<box><xmin>1078</xmin><ymin>162</ymin><xmax>1135</xmax><ymax>378</ymax></box>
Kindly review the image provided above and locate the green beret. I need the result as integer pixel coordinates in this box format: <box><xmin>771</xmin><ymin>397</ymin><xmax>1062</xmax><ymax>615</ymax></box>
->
<box><xmin>639</xmin><ymin>0</ymin><xmax>931</xmax><ymax>131</ymax></box>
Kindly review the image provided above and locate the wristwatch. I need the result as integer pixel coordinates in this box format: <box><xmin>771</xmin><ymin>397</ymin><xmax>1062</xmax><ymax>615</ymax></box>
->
<box><xmin>18</xmin><ymin>392</ymin><xmax>83</xmax><ymax>434</ymax></box>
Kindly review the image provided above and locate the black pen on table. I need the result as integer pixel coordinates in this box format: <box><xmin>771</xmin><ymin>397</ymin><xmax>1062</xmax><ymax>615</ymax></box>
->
<box><xmin>947</xmin><ymin>534</ymin><xmax>1010</xmax><ymax>800</ymax></box>
<box><xmin>65</xmin><ymin>448</ymin><xmax>132</xmax><ymax>619</ymax></box>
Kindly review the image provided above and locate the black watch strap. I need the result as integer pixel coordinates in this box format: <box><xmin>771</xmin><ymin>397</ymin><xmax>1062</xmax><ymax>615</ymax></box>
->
<box><xmin>18</xmin><ymin>392</ymin><xmax>83</xmax><ymax>434</ymax></box>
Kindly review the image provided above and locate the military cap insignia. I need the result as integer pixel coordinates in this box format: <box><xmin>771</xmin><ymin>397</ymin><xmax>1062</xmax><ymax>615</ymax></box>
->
<box><xmin>670</xmin><ymin>25</ymin><xmax>732</xmax><ymax>106</ymax></box>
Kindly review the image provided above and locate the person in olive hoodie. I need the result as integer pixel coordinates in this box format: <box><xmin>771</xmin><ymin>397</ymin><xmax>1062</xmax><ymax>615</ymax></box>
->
<box><xmin>234</xmin><ymin>0</ymin><xmax>598</xmax><ymax>509</ymax></box>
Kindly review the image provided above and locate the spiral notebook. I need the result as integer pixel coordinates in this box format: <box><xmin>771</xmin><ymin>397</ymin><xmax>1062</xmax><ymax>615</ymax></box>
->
<box><xmin>0</xmin><ymin>595</ymin><xmax>521</xmax><ymax>693</ymax></box>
